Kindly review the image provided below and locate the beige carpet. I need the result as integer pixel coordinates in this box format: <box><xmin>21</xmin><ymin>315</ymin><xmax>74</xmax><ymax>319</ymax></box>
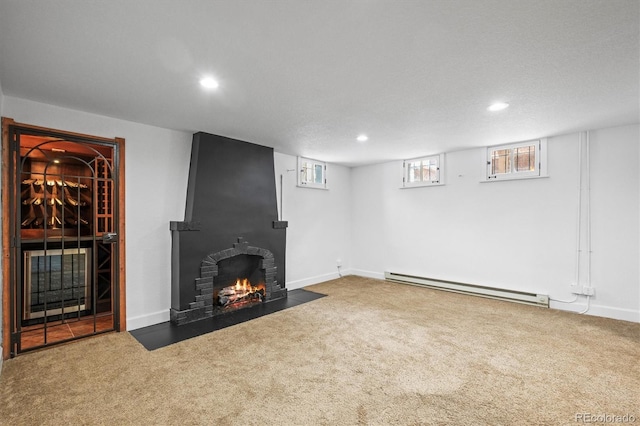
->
<box><xmin>0</xmin><ymin>276</ymin><xmax>638</xmax><ymax>425</ymax></box>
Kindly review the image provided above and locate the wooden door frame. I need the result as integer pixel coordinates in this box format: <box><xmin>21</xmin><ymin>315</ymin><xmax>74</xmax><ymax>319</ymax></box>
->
<box><xmin>2</xmin><ymin>117</ymin><xmax>126</xmax><ymax>359</ymax></box>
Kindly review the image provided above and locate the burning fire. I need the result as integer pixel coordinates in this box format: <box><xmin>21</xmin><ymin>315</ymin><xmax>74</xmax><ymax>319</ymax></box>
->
<box><xmin>216</xmin><ymin>278</ymin><xmax>265</xmax><ymax>307</ymax></box>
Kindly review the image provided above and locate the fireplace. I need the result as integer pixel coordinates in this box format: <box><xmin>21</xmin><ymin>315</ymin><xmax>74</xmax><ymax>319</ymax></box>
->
<box><xmin>170</xmin><ymin>237</ymin><xmax>284</xmax><ymax>325</ymax></box>
<box><xmin>170</xmin><ymin>132</ymin><xmax>288</xmax><ymax>325</ymax></box>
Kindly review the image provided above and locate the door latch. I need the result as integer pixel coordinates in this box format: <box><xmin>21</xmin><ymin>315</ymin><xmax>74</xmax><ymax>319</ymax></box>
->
<box><xmin>102</xmin><ymin>233</ymin><xmax>118</xmax><ymax>243</ymax></box>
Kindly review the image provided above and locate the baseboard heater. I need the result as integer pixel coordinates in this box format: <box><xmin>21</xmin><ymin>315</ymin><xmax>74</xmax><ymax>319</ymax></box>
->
<box><xmin>384</xmin><ymin>272</ymin><xmax>549</xmax><ymax>308</ymax></box>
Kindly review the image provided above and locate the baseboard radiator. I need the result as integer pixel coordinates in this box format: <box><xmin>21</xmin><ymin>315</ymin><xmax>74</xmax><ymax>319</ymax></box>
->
<box><xmin>384</xmin><ymin>272</ymin><xmax>549</xmax><ymax>308</ymax></box>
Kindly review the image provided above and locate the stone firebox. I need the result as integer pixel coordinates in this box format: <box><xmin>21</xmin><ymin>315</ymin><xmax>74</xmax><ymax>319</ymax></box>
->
<box><xmin>170</xmin><ymin>237</ymin><xmax>285</xmax><ymax>325</ymax></box>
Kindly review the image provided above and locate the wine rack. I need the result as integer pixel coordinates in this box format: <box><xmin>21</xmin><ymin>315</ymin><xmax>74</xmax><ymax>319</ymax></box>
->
<box><xmin>19</xmin><ymin>155</ymin><xmax>113</xmax><ymax>239</ymax></box>
<box><xmin>21</xmin><ymin>178</ymin><xmax>92</xmax><ymax>236</ymax></box>
<box><xmin>95</xmin><ymin>157</ymin><xmax>113</xmax><ymax>235</ymax></box>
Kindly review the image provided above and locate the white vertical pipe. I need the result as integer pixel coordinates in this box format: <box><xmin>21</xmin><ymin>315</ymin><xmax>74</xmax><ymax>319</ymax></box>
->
<box><xmin>581</xmin><ymin>130</ymin><xmax>592</xmax><ymax>314</ymax></box>
<box><xmin>554</xmin><ymin>133</ymin><xmax>583</xmax><ymax>305</ymax></box>
<box><xmin>575</xmin><ymin>132</ymin><xmax>583</xmax><ymax>287</ymax></box>
<box><xmin>587</xmin><ymin>130</ymin><xmax>591</xmax><ymax>288</ymax></box>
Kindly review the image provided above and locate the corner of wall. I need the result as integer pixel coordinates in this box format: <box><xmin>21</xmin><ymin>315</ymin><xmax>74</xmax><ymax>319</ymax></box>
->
<box><xmin>0</xmin><ymin>77</ymin><xmax>4</xmax><ymax>368</ymax></box>
<box><xmin>0</xmin><ymin>78</ymin><xmax>4</xmax><ymax>368</ymax></box>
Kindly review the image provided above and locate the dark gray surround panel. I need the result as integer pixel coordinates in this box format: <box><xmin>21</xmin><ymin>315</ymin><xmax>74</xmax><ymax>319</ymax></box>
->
<box><xmin>170</xmin><ymin>132</ymin><xmax>287</xmax><ymax>324</ymax></box>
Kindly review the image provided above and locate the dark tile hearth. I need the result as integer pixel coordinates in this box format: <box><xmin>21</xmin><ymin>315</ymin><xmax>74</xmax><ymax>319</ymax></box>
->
<box><xmin>130</xmin><ymin>289</ymin><xmax>326</xmax><ymax>350</ymax></box>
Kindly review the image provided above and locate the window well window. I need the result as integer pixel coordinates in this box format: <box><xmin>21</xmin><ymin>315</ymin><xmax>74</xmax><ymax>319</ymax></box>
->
<box><xmin>297</xmin><ymin>156</ymin><xmax>327</xmax><ymax>189</ymax></box>
<box><xmin>486</xmin><ymin>139</ymin><xmax>547</xmax><ymax>181</ymax></box>
<box><xmin>403</xmin><ymin>154</ymin><xmax>444</xmax><ymax>188</ymax></box>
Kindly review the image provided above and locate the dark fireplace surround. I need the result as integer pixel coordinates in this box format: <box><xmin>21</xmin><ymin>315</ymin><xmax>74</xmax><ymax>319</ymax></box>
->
<box><xmin>170</xmin><ymin>132</ymin><xmax>288</xmax><ymax>325</ymax></box>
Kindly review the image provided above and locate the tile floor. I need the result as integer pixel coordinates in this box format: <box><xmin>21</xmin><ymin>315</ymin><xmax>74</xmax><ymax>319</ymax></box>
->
<box><xmin>20</xmin><ymin>314</ymin><xmax>114</xmax><ymax>351</ymax></box>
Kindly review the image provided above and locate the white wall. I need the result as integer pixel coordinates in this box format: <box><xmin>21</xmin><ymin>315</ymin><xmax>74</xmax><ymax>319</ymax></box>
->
<box><xmin>0</xmin><ymin>98</ymin><xmax>354</xmax><ymax>332</ymax></box>
<box><xmin>2</xmin><ymin>96</ymin><xmax>193</xmax><ymax>330</ymax></box>
<box><xmin>1</xmin><ymin>95</ymin><xmax>637</xmax><ymax>332</ymax></box>
<box><xmin>588</xmin><ymin>126</ymin><xmax>640</xmax><ymax>321</ymax></box>
<box><xmin>274</xmin><ymin>152</ymin><xmax>352</xmax><ymax>288</ymax></box>
<box><xmin>351</xmin><ymin>125</ymin><xmax>640</xmax><ymax>322</ymax></box>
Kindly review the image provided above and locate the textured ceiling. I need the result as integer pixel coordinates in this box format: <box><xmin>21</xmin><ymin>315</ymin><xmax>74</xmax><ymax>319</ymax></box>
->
<box><xmin>0</xmin><ymin>0</ymin><xmax>638</xmax><ymax>166</ymax></box>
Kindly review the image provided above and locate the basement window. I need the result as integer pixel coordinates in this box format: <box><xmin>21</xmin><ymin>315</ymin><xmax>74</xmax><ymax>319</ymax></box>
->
<box><xmin>486</xmin><ymin>139</ymin><xmax>547</xmax><ymax>181</ymax></box>
<box><xmin>297</xmin><ymin>156</ymin><xmax>327</xmax><ymax>189</ymax></box>
<box><xmin>402</xmin><ymin>154</ymin><xmax>444</xmax><ymax>188</ymax></box>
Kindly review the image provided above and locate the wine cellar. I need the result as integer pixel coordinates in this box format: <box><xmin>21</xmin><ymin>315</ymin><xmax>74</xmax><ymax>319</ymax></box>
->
<box><xmin>2</xmin><ymin>120</ymin><xmax>124</xmax><ymax>357</ymax></box>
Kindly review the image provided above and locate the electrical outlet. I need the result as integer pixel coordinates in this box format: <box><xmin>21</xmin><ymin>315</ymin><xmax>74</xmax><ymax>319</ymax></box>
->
<box><xmin>336</xmin><ymin>258</ymin><xmax>342</xmax><ymax>267</ymax></box>
<box><xmin>570</xmin><ymin>285</ymin><xmax>595</xmax><ymax>296</ymax></box>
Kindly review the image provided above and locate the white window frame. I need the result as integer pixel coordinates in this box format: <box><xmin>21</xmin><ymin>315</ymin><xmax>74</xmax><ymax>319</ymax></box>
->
<box><xmin>402</xmin><ymin>153</ymin><xmax>445</xmax><ymax>188</ymax></box>
<box><xmin>485</xmin><ymin>138</ymin><xmax>547</xmax><ymax>181</ymax></box>
<box><xmin>297</xmin><ymin>156</ymin><xmax>327</xmax><ymax>189</ymax></box>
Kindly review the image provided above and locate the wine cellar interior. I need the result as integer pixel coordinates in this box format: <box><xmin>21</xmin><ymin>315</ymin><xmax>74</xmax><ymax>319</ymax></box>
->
<box><xmin>14</xmin><ymin>133</ymin><xmax>117</xmax><ymax>353</ymax></box>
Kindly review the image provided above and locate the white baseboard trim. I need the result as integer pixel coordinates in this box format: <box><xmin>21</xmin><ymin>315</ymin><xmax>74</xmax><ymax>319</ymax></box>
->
<box><xmin>125</xmin><ymin>275</ymin><xmax>638</xmax><ymax>330</ymax></box>
<box><xmin>126</xmin><ymin>271</ymin><xmax>351</xmax><ymax>330</ymax></box>
<box><xmin>348</xmin><ymin>269</ymin><xmax>385</xmax><ymax>280</ymax></box>
<box><xmin>126</xmin><ymin>309</ymin><xmax>170</xmax><ymax>331</ymax></box>
<box><xmin>550</xmin><ymin>301</ymin><xmax>640</xmax><ymax>323</ymax></box>
<box><xmin>286</xmin><ymin>269</ymin><xmax>351</xmax><ymax>290</ymax></box>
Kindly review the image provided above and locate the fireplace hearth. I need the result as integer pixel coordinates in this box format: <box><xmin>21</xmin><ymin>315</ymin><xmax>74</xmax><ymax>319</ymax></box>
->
<box><xmin>170</xmin><ymin>132</ymin><xmax>288</xmax><ymax>325</ymax></box>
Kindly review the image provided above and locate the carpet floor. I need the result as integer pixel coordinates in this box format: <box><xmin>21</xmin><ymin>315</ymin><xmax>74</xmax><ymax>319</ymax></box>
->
<box><xmin>0</xmin><ymin>275</ymin><xmax>638</xmax><ymax>425</ymax></box>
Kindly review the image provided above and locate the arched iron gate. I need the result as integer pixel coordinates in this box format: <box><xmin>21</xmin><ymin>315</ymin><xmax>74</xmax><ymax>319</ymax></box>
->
<box><xmin>8</xmin><ymin>126</ymin><xmax>119</xmax><ymax>355</ymax></box>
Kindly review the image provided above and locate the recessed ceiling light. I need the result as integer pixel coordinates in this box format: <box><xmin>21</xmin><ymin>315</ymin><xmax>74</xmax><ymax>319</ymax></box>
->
<box><xmin>488</xmin><ymin>102</ymin><xmax>509</xmax><ymax>112</ymax></box>
<box><xmin>200</xmin><ymin>77</ymin><xmax>219</xmax><ymax>89</ymax></box>
<box><xmin>356</xmin><ymin>134</ymin><xmax>368</xmax><ymax>142</ymax></box>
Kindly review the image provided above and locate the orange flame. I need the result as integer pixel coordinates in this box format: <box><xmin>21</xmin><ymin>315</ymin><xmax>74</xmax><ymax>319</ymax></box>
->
<box><xmin>218</xmin><ymin>278</ymin><xmax>265</xmax><ymax>305</ymax></box>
